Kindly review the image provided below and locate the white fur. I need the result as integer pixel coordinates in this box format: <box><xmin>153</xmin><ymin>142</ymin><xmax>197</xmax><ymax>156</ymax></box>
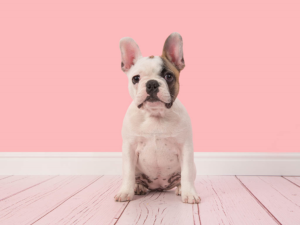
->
<box><xmin>115</xmin><ymin>33</ymin><xmax>200</xmax><ymax>204</ymax></box>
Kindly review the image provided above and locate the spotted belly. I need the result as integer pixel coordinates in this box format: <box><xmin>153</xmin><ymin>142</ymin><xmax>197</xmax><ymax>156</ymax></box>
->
<box><xmin>134</xmin><ymin>135</ymin><xmax>181</xmax><ymax>190</ymax></box>
<box><xmin>135</xmin><ymin>172</ymin><xmax>181</xmax><ymax>191</ymax></box>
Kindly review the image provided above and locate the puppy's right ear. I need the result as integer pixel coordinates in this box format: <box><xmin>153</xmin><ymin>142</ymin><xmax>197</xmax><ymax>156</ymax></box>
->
<box><xmin>119</xmin><ymin>37</ymin><xmax>142</xmax><ymax>72</ymax></box>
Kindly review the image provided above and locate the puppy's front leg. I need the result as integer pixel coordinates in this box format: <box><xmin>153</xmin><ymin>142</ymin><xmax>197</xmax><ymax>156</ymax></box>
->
<box><xmin>115</xmin><ymin>142</ymin><xmax>137</xmax><ymax>202</ymax></box>
<box><xmin>179</xmin><ymin>142</ymin><xmax>201</xmax><ymax>204</ymax></box>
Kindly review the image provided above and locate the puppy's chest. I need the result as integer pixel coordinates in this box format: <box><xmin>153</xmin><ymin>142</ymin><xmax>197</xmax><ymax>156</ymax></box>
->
<box><xmin>136</xmin><ymin>135</ymin><xmax>179</xmax><ymax>161</ymax></box>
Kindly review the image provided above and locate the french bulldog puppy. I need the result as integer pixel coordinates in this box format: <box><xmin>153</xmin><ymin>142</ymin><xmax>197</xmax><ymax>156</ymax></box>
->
<box><xmin>114</xmin><ymin>32</ymin><xmax>200</xmax><ymax>204</ymax></box>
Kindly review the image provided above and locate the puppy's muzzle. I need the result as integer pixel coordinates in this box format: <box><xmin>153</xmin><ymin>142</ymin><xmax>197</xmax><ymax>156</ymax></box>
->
<box><xmin>137</xmin><ymin>79</ymin><xmax>173</xmax><ymax>109</ymax></box>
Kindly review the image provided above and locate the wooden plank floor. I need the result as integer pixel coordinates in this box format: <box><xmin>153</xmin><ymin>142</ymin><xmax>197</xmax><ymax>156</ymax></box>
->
<box><xmin>0</xmin><ymin>176</ymin><xmax>299</xmax><ymax>225</ymax></box>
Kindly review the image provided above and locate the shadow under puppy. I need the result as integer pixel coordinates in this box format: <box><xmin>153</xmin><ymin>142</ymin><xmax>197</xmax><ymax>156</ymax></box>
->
<box><xmin>114</xmin><ymin>32</ymin><xmax>200</xmax><ymax>204</ymax></box>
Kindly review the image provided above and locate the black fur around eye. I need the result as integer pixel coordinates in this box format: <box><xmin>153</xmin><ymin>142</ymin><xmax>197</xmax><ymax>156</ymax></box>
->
<box><xmin>164</xmin><ymin>73</ymin><xmax>174</xmax><ymax>82</ymax></box>
<box><xmin>132</xmin><ymin>75</ymin><xmax>140</xmax><ymax>84</ymax></box>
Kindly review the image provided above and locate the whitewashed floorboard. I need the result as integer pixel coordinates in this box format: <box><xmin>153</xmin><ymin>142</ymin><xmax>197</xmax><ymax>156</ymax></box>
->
<box><xmin>0</xmin><ymin>176</ymin><xmax>56</xmax><ymax>201</ymax></box>
<box><xmin>195</xmin><ymin>176</ymin><xmax>278</xmax><ymax>225</ymax></box>
<box><xmin>237</xmin><ymin>176</ymin><xmax>300</xmax><ymax>225</ymax></box>
<box><xmin>34</xmin><ymin>176</ymin><xmax>128</xmax><ymax>225</ymax></box>
<box><xmin>1</xmin><ymin>175</ymin><xmax>298</xmax><ymax>225</ymax></box>
<box><xmin>0</xmin><ymin>175</ymin><xmax>100</xmax><ymax>225</ymax></box>
<box><xmin>0</xmin><ymin>176</ymin><xmax>13</xmax><ymax>181</ymax></box>
<box><xmin>116</xmin><ymin>188</ymin><xmax>198</xmax><ymax>225</ymax></box>
<box><xmin>0</xmin><ymin>175</ymin><xmax>30</xmax><ymax>187</ymax></box>
<box><xmin>284</xmin><ymin>176</ymin><xmax>300</xmax><ymax>187</ymax></box>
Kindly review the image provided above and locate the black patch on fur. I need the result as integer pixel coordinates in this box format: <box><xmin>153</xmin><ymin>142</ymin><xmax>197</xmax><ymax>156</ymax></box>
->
<box><xmin>136</xmin><ymin>172</ymin><xmax>181</xmax><ymax>191</ymax></box>
<box><xmin>149</xmin><ymin>188</ymin><xmax>164</xmax><ymax>192</ymax></box>
<box><xmin>139</xmin><ymin>180</ymin><xmax>149</xmax><ymax>189</ymax></box>
<box><xmin>141</xmin><ymin>174</ymin><xmax>153</xmax><ymax>183</ymax></box>
<box><xmin>163</xmin><ymin>172</ymin><xmax>181</xmax><ymax>190</ymax></box>
<box><xmin>160</xmin><ymin>59</ymin><xmax>176</xmax><ymax>108</ymax></box>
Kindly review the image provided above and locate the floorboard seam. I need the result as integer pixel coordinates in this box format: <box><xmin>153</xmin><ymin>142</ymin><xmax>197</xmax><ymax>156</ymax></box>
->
<box><xmin>0</xmin><ymin>175</ymin><xmax>13</xmax><ymax>181</ymax></box>
<box><xmin>30</xmin><ymin>175</ymin><xmax>103</xmax><ymax>225</ymax></box>
<box><xmin>114</xmin><ymin>201</ymin><xmax>131</xmax><ymax>225</ymax></box>
<box><xmin>282</xmin><ymin>176</ymin><xmax>300</xmax><ymax>188</ymax></box>
<box><xmin>197</xmin><ymin>203</ymin><xmax>201</xmax><ymax>225</ymax></box>
<box><xmin>0</xmin><ymin>175</ymin><xmax>59</xmax><ymax>201</ymax></box>
<box><xmin>235</xmin><ymin>176</ymin><xmax>282</xmax><ymax>225</ymax></box>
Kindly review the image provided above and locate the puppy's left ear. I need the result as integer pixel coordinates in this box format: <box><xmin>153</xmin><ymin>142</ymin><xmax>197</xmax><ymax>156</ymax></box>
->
<box><xmin>119</xmin><ymin>37</ymin><xmax>142</xmax><ymax>72</ymax></box>
<box><xmin>162</xmin><ymin>32</ymin><xmax>185</xmax><ymax>71</ymax></box>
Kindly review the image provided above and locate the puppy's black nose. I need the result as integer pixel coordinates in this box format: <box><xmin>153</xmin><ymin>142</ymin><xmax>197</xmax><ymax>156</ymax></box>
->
<box><xmin>146</xmin><ymin>80</ymin><xmax>159</xmax><ymax>94</ymax></box>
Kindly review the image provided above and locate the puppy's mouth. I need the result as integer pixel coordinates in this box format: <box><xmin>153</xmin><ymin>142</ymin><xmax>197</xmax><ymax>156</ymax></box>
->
<box><xmin>138</xmin><ymin>95</ymin><xmax>173</xmax><ymax>109</ymax></box>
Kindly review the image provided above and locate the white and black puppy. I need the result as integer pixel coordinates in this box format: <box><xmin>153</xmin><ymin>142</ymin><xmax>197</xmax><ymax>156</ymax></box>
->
<box><xmin>114</xmin><ymin>32</ymin><xmax>200</xmax><ymax>204</ymax></box>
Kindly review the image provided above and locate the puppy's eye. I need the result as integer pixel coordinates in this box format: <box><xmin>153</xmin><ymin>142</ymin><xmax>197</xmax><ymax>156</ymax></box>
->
<box><xmin>164</xmin><ymin>73</ymin><xmax>174</xmax><ymax>82</ymax></box>
<box><xmin>132</xmin><ymin>75</ymin><xmax>140</xmax><ymax>84</ymax></box>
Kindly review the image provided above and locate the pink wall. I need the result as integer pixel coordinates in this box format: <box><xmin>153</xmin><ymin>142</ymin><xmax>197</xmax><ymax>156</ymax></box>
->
<box><xmin>0</xmin><ymin>0</ymin><xmax>299</xmax><ymax>152</ymax></box>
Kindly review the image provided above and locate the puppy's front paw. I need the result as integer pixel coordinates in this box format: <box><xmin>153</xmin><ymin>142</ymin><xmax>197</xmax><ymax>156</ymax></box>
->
<box><xmin>114</xmin><ymin>188</ymin><xmax>134</xmax><ymax>202</ymax></box>
<box><xmin>181</xmin><ymin>187</ymin><xmax>201</xmax><ymax>204</ymax></box>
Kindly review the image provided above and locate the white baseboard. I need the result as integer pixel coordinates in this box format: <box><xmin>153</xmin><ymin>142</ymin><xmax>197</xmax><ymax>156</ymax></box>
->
<box><xmin>0</xmin><ymin>152</ymin><xmax>299</xmax><ymax>176</ymax></box>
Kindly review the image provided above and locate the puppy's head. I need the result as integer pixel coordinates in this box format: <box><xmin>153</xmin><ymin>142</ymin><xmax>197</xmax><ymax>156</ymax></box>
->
<box><xmin>119</xmin><ymin>32</ymin><xmax>185</xmax><ymax>110</ymax></box>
